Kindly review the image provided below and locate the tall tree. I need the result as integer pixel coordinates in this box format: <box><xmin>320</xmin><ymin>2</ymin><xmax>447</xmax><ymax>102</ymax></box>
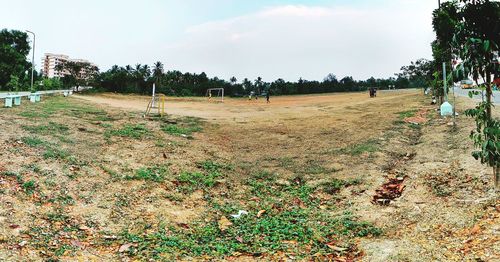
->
<box><xmin>153</xmin><ymin>61</ymin><xmax>164</xmax><ymax>88</ymax></box>
<box><xmin>0</xmin><ymin>29</ymin><xmax>30</xmax><ymax>89</ymax></box>
<box><xmin>431</xmin><ymin>1</ymin><xmax>459</xmax><ymax>102</ymax></box>
<box><xmin>56</xmin><ymin>60</ymin><xmax>98</xmax><ymax>92</ymax></box>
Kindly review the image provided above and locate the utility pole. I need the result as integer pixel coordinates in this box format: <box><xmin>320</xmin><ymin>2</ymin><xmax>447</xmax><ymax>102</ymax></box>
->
<box><xmin>26</xmin><ymin>30</ymin><xmax>35</xmax><ymax>92</ymax></box>
<box><xmin>443</xmin><ymin>62</ymin><xmax>447</xmax><ymax>101</ymax></box>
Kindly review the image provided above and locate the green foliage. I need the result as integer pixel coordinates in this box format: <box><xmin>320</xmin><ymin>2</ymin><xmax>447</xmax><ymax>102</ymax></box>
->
<box><xmin>464</xmin><ymin>101</ymin><xmax>500</xmax><ymax>167</ymax></box>
<box><xmin>6</xmin><ymin>75</ymin><xmax>21</xmax><ymax>92</ymax></box>
<box><xmin>0</xmin><ymin>29</ymin><xmax>31</xmax><ymax>90</ymax></box>
<box><xmin>38</xmin><ymin>77</ymin><xmax>64</xmax><ymax>91</ymax></box>
<box><xmin>454</xmin><ymin>0</ymin><xmax>500</xmax><ymax>187</ymax></box>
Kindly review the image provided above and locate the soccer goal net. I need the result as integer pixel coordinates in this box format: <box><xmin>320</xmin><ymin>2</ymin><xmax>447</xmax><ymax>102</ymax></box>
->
<box><xmin>206</xmin><ymin>88</ymin><xmax>224</xmax><ymax>102</ymax></box>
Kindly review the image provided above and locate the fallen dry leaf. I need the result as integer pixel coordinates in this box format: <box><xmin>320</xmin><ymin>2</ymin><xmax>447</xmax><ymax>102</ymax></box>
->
<box><xmin>119</xmin><ymin>243</ymin><xmax>136</xmax><ymax>253</ymax></box>
<box><xmin>218</xmin><ymin>216</ymin><xmax>233</xmax><ymax>231</ymax></box>
<box><xmin>257</xmin><ymin>210</ymin><xmax>266</xmax><ymax>217</ymax></box>
<box><xmin>470</xmin><ymin>224</ymin><xmax>481</xmax><ymax>235</ymax></box>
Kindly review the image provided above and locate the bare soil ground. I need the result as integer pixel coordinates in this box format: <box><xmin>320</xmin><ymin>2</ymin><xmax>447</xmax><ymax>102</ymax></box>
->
<box><xmin>0</xmin><ymin>90</ymin><xmax>498</xmax><ymax>261</ymax></box>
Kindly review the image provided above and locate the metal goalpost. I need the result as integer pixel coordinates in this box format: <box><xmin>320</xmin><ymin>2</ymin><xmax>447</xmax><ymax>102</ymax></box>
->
<box><xmin>206</xmin><ymin>88</ymin><xmax>224</xmax><ymax>102</ymax></box>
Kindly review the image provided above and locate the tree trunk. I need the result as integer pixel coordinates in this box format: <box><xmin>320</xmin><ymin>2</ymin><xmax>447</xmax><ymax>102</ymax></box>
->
<box><xmin>486</xmin><ymin>73</ymin><xmax>492</xmax><ymax>119</ymax></box>
<box><xmin>493</xmin><ymin>166</ymin><xmax>499</xmax><ymax>190</ymax></box>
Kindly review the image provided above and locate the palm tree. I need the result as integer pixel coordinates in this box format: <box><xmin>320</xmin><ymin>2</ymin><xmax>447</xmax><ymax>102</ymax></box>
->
<box><xmin>230</xmin><ymin>76</ymin><xmax>237</xmax><ymax>85</ymax></box>
<box><xmin>254</xmin><ymin>77</ymin><xmax>263</xmax><ymax>94</ymax></box>
<box><xmin>153</xmin><ymin>61</ymin><xmax>164</xmax><ymax>87</ymax></box>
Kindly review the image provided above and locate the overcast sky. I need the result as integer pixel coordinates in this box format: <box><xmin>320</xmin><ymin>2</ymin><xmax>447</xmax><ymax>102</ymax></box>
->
<box><xmin>2</xmin><ymin>0</ymin><xmax>437</xmax><ymax>82</ymax></box>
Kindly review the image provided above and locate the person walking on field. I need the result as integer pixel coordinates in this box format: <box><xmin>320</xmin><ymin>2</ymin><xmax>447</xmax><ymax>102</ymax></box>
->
<box><xmin>266</xmin><ymin>90</ymin><xmax>270</xmax><ymax>103</ymax></box>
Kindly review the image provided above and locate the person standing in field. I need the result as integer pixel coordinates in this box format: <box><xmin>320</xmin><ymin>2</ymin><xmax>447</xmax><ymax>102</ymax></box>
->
<box><xmin>266</xmin><ymin>90</ymin><xmax>270</xmax><ymax>103</ymax></box>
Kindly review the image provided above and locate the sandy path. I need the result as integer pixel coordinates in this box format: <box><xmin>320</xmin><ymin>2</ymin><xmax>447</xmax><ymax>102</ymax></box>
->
<box><xmin>74</xmin><ymin>89</ymin><xmax>418</xmax><ymax>122</ymax></box>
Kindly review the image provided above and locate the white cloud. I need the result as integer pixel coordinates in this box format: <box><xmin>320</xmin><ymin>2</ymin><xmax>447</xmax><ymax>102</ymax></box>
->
<box><xmin>161</xmin><ymin>2</ymin><xmax>436</xmax><ymax>82</ymax></box>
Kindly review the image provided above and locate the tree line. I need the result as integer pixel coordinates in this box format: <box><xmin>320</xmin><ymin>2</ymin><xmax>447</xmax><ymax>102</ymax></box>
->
<box><xmin>1</xmin><ymin>28</ymin><xmax>431</xmax><ymax>95</ymax></box>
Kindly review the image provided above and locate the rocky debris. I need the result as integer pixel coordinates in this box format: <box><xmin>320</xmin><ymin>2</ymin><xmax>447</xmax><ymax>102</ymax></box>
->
<box><xmin>404</xmin><ymin>109</ymin><xmax>429</xmax><ymax>125</ymax></box>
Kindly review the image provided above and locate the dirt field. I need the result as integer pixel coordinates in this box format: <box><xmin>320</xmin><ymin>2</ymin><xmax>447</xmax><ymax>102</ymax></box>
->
<box><xmin>0</xmin><ymin>90</ymin><xmax>498</xmax><ymax>261</ymax></box>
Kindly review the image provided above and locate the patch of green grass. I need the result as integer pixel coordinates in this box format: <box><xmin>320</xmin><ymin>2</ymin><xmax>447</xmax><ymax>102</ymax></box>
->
<box><xmin>199</xmin><ymin>160</ymin><xmax>233</xmax><ymax>172</ymax></box>
<box><xmin>43</xmin><ymin>147</ymin><xmax>70</xmax><ymax>160</ymax></box>
<box><xmin>178</xmin><ymin>171</ymin><xmax>221</xmax><ymax>192</ymax></box>
<box><xmin>126</xmin><ymin>165</ymin><xmax>168</xmax><ymax>182</ymax></box>
<box><xmin>161</xmin><ymin>124</ymin><xmax>201</xmax><ymax>136</ymax></box>
<box><xmin>398</xmin><ymin>109</ymin><xmax>417</xmax><ymax>119</ymax></box>
<box><xmin>21</xmin><ymin>136</ymin><xmax>48</xmax><ymax>147</ymax></box>
<box><xmin>118</xmin><ymin>208</ymin><xmax>380</xmax><ymax>260</ymax></box>
<box><xmin>161</xmin><ymin>117</ymin><xmax>203</xmax><ymax>136</ymax></box>
<box><xmin>339</xmin><ymin>140</ymin><xmax>379</xmax><ymax>156</ymax></box>
<box><xmin>106</xmin><ymin>124</ymin><xmax>149</xmax><ymax>139</ymax></box>
<box><xmin>23</xmin><ymin>122</ymin><xmax>69</xmax><ymax>135</ymax></box>
<box><xmin>19</xmin><ymin>111</ymin><xmax>50</xmax><ymax>118</ymax></box>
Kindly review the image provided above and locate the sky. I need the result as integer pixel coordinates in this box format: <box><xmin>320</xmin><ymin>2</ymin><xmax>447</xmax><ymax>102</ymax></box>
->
<box><xmin>1</xmin><ymin>0</ymin><xmax>437</xmax><ymax>82</ymax></box>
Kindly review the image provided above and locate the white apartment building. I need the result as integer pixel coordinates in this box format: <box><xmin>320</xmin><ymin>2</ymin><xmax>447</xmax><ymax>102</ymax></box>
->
<box><xmin>42</xmin><ymin>53</ymin><xmax>97</xmax><ymax>78</ymax></box>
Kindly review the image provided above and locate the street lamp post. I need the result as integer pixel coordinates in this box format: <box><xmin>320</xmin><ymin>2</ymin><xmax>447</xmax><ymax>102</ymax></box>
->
<box><xmin>26</xmin><ymin>30</ymin><xmax>35</xmax><ymax>92</ymax></box>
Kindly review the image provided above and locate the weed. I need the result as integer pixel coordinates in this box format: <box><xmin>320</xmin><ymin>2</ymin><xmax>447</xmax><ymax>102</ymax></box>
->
<box><xmin>22</xmin><ymin>180</ymin><xmax>37</xmax><ymax>194</ymax></box>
